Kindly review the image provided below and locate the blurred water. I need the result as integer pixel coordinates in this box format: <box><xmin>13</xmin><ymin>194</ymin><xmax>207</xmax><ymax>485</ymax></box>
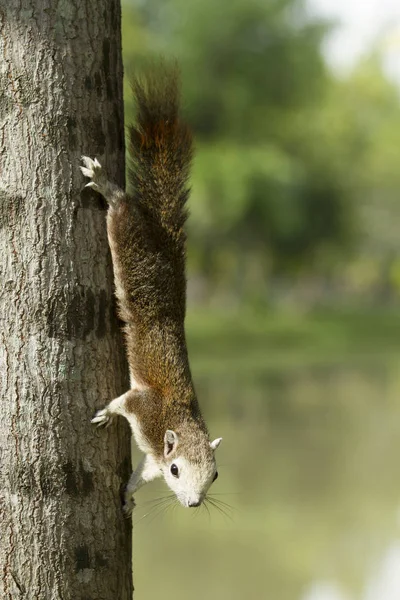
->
<box><xmin>131</xmin><ymin>324</ymin><xmax>400</xmax><ymax>600</ymax></box>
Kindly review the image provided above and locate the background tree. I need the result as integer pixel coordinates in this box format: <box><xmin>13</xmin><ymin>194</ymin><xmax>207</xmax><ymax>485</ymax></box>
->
<box><xmin>0</xmin><ymin>1</ymin><xmax>133</xmax><ymax>599</ymax></box>
<box><xmin>122</xmin><ymin>0</ymin><xmax>400</xmax><ymax>307</ymax></box>
<box><xmin>122</xmin><ymin>0</ymin><xmax>353</xmax><ymax>300</ymax></box>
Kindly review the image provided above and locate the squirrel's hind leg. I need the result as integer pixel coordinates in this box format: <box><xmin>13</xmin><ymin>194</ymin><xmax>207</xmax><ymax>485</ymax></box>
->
<box><xmin>80</xmin><ymin>156</ymin><xmax>125</xmax><ymax>206</ymax></box>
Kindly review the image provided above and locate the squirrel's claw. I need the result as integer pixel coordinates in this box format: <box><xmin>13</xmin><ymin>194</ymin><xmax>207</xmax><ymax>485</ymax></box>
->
<box><xmin>80</xmin><ymin>166</ymin><xmax>93</xmax><ymax>178</ymax></box>
<box><xmin>80</xmin><ymin>155</ymin><xmax>123</xmax><ymax>206</ymax></box>
<box><xmin>80</xmin><ymin>155</ymin><xmax>112</xmax><ymax>200</ymax></box>
<box><xmin>81</xmin><ymin>155</ymin><xmax>101</xmax><ymax>170</ymax></box>
<box><xmin>91</xmin><ymin>408</ymin><xmax>113</xmax><ymax>427</ymax></box>
<box><xmin>80</xmin><ymin>156</ymin><xmax>103</xmax><ymax>188</ymax></box>
<box><xmin>84</xmin><ymin>181</ymin><xmax>99</xmax><ymax>190</ymax></box>
<box><xmin>122</xmin><ymin>495</ymin><xmax>136</xmax><ymax>517</ymax></box>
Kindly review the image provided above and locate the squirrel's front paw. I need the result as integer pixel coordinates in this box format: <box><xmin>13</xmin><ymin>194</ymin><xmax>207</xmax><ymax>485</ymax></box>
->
<box><xmin>91</xmin><ymin>407</ymin><xmax>114</xmax><ymax>428</ymax></box>
<box><xmin>80</xmin><ymin>156</ymin><xmax>106</xmax><ymax>194</ymax></box>
<box><xmin>123</xmin><ymin>493</ymin><xmax>136</xmax><ymax>517</ymax></box>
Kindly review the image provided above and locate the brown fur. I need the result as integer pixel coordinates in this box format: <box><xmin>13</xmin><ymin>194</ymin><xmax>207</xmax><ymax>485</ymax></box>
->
<box><xmin>107</xmin><ymin>64</ymin><xmax>209</xmax><ymax>461</ymax></box>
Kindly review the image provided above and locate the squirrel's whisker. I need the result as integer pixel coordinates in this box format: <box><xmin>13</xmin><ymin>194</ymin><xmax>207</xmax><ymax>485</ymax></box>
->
<box><xmin>140</xmin><ymin>493</ymin><xmax>175</xmax><ymax>506</ymax></box>
<box><xmin>202</xmin><ymin>501</ymin><xmax>211</xmax><ymax>522</ymax></box>
<box><xmin>207</xmin><ymin>495</ymin><xmax>236</xmax><ymax>512</ymax></box>
<box><xmin>133</xmin><ymin>496</ymin><xmax>176</xmax><ymax>528</ymax></box>
<box><xmin>205</xmin><ymin>497</ymin><xmax>234</xmax><ymax>522</ymax></box>
<box><xmin>210</xmin><ymin>492</ymin><xmax>241</xmax><ymax>496</ymax></box>
<box><xmin>145</xmin><ymin>500</ymin><xmax>176</xmax><ymax>528</ymax></box>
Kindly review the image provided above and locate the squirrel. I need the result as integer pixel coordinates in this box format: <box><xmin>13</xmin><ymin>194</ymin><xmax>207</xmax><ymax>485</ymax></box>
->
<box><xmin>80</xmin><ymin>65</ymin><xmax>222</xmax><ymax>513</ymax></box>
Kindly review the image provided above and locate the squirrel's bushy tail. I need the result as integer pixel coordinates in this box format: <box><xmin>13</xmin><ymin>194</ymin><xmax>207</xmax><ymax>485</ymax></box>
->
<box><xmin>128</xmin><ymin>64</ymin><xmax>193</xmax><ymax>235</ymax></box>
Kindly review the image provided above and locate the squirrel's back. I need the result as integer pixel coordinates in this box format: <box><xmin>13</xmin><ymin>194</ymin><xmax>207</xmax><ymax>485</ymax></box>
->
<box><xmin>106</xmin><ymin>64</ymin><xmax>193</xmax><ymax>391</ymax></box>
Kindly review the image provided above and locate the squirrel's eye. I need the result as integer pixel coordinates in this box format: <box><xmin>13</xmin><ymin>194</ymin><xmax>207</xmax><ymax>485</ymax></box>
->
<box><xmin>170</xmin><ymin>464</ymin><xmax>179</xmax><ymax>477</ymax></box>
<box><xmin>213</xmin><ymin>471</ymin><xmax>218</xmax><ymax>482</ymax></box>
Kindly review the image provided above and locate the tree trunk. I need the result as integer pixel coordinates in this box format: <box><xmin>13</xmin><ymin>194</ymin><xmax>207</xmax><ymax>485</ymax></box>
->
<box><xmin>0</xmin><ymin>2</ymin><xmax>133</xmax><ymax>599</ymax></box>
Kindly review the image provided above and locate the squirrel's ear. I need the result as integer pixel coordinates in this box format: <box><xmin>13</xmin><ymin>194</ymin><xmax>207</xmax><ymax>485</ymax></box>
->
<box><xmin>210</xmin><ymin>437</ymin><xmax>222</xmax><ymax>451</ymax></box>
<box><xmin>164</xmin><ymin>430</ymin><xmax>178</xmax><ymax>457</ymax></box>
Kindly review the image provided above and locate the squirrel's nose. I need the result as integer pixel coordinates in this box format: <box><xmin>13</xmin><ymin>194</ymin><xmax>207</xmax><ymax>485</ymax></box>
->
<box><xmin>188</xmin><ymin>500</ymin><xmax>201</xmax><ymax>508</ymax></box>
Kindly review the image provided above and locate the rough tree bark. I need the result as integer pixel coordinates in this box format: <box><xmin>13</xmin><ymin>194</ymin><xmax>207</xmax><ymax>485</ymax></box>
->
<box><xmin>0</xmin><ymin>2</ymin><xmax>133</xmax><ymax>599</ymax></box>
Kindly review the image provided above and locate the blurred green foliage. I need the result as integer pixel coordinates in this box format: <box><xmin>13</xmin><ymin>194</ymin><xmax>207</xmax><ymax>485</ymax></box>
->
<box><xmin>122</xmin><ymin>0</ymin><xmax>400</xmax><ymax>306</ymax></box>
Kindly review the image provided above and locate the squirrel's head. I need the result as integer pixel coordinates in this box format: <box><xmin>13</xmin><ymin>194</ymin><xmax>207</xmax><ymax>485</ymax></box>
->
<box><xmin>160</xmin><ymin>428</ymin><xmax>222</xmax><ymax>507</ymax></box>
